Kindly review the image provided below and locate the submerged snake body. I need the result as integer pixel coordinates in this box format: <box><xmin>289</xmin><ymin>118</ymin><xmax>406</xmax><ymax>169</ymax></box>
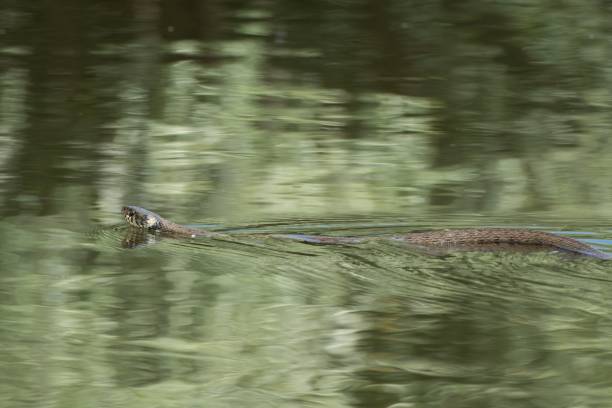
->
<box><xmin>122</xmin><ymin>206</ymin><xmax>611</xmax><ymax>259</ymax></box>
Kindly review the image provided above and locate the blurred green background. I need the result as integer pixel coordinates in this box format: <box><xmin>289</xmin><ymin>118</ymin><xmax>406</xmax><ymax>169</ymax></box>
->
<box><xmin>2</xmin><ymin>1</ymin><xmax>612</xmax><ymax>407</ymax></box>
<box><xmin>2</xmin><ymin>0</ymin><xmax>612</xmax><ymax>220</ymax></box>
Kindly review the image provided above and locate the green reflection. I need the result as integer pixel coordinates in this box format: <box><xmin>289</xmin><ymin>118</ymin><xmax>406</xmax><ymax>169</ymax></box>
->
<box><xmin>2</xmin><ymin>0</ymin><xmax>612</xmax><ymax>407</ymax></box>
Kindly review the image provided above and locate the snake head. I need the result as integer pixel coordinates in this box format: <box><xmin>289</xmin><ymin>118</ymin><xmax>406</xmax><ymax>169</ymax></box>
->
<box><xmin>122</xmin><ymin>206</ymin><xmax>162</xmax><ymax>230</ymax></box>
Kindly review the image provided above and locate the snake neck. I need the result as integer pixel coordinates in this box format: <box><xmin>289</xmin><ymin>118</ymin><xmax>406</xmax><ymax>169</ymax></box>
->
<box><xmin>158</xmin><ymin>218</ymin><xmax>213</xmax><ymax>237</ymax></box>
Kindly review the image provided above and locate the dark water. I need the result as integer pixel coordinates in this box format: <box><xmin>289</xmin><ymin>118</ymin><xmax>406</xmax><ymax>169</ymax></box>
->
<box><xmin>3</xmin><ymin>1</ymin><xmax>612</xmax><ymax>407</ymax></box>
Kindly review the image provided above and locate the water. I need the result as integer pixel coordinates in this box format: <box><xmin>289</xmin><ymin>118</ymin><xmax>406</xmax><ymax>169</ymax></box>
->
<box><xmin>3</xmin><ymin>1</ymin><xmax>612</xmax><ymax>407</ymax></box>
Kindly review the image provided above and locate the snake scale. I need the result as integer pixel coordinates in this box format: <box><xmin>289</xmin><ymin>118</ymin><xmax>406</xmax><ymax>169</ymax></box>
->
<box><xmin>122</xmin><ymin>206</ymin><xmax>611</xmax><ymax>259</ymax></box>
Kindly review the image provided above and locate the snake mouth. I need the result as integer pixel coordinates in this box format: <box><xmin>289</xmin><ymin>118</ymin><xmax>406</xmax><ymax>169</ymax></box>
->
<box><xmin>122</xmin><ymin>206</ymin><xmax>144</xmax><ymax>228</ymax></box>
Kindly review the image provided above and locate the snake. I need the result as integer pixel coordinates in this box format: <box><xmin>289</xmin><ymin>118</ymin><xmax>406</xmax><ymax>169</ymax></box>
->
<box><xmin>121</xmin><ymin>205</ymin><xmax>611</xmax><ymax>259</ymax></box>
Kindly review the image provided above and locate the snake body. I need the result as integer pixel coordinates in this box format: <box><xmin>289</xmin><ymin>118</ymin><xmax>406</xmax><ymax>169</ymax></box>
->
<box><xmin>121</xmin><ymin>206</ymin><xmax>611</xmax><ymax>259</ymax></box>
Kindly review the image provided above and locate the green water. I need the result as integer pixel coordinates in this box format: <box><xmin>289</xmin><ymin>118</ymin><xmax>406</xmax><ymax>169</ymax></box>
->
<box><xmin>3</xmin><ymin>1</ymin><xmax>612</xmax><ymax>407</ymax></box>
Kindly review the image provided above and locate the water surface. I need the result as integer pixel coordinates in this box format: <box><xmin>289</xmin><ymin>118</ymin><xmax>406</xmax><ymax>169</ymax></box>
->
<box><xmin>2</xmin><ymin>1</ymin><xmax>612</xmax><ymax>407</ymax></box>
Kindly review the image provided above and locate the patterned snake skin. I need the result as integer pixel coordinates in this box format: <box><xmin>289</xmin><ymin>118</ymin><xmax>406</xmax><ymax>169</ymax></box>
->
<box><xmin>122</xmin><ymin>206</ymin><xmax>611</xmax><ymax>259</ymax></box>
